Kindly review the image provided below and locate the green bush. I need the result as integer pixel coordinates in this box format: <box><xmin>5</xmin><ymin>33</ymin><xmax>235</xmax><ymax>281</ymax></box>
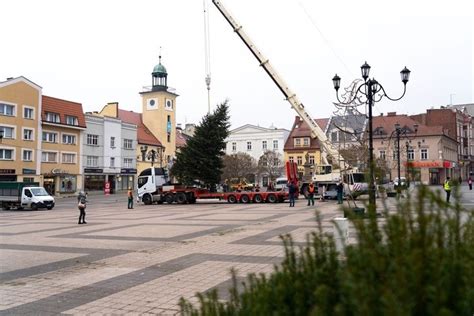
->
<box><xmin>180</xmin><ymin>186</ymin><xmax>474</xmax><ymax>315</ymax></box>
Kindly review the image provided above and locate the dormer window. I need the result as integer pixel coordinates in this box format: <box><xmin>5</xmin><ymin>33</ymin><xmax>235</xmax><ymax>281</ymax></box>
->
<box><xmin>66</xmin><ymin>115</ymin><xmax>78</xmax><ymax>126</ymax></box>
<box><xmin>45</xmin><ymin>112</ymin><xmax>60</xmax><ymax>123</ymax></box>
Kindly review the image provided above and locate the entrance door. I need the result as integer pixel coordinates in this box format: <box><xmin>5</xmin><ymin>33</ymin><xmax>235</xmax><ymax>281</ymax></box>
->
<box><xmin>429</xmin><ymin>170</ymin><xmax>440</xmax><ymax>185</ymax></box>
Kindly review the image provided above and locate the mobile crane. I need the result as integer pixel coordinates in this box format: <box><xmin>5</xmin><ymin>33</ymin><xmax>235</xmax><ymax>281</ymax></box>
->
<box><xmin>211</xmin><ymin>1</ymin><xmax>351</xmax><ymax>184</ymax></box>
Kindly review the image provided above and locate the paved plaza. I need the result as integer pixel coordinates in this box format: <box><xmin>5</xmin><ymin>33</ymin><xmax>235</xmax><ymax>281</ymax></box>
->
<box><xmin>0</xmin><ymin>193</ymin><xmax>347</xmax><ymax>315</ymax></box>
<box><xmin>1</xmin><ymin>186</ymin><xmax>472</xmax><ymax>315</ymax></box>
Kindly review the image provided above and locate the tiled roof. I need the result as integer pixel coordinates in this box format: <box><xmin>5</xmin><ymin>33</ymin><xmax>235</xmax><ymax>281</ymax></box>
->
<box><xmin>42</xmin><ymin>95</ymin><xmax>86</xmax><ymax>128</ymax></box>
<box><xmin>284</xmin><ymin>116</ymin><xmax>328</xmax><ymax>151</ymax></box>
<box><xmin>118</xmin><ymin>109</ymin><xmax>162</xmax><ymax>146</ymax></box>
<box><xmin>176</xmin><ymin>128</ymin><xmax>190</xmax><ymax>149</ymax></box>
<box><xmin>372</xmin><ymin>114</ymin><xmax>446</xmax><ymax>138</ymax></box>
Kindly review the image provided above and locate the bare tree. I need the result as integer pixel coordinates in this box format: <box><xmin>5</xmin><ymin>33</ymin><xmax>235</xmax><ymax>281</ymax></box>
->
<box><xmin>222</xmin><ymin>153</ymin><xmax>257</xmax><ymax>182</ymax></box>
<box><xmin>257</xmin><ymin>151</ymin><xmax>284</xmax><ymax>183</ymax></box>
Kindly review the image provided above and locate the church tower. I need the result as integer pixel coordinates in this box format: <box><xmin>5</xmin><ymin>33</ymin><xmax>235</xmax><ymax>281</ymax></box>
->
<box><xmin>140</xmin><ymin>55</ymin><xmax>178</xmax><ymax>165</ymax></box>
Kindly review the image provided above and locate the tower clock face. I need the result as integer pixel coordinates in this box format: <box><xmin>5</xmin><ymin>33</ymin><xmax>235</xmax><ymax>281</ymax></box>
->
<box><xmin>147</xmin><ymin>98</ymin><xmax>158</xmax><ymax>110</ymax></box>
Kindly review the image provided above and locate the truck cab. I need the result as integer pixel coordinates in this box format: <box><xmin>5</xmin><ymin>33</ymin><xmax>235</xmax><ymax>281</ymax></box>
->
<box><xmin>21</xmin><ymin>187</ymin><xmax>55</xmax><ymax>210</ymax></box>
<box><xmin>137</xmin><ymin>167</ymin><xmax>169</xmax><ymax>204</ymax></box>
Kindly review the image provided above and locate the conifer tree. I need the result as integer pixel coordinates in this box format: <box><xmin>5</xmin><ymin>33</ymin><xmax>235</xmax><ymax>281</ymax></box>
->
<box><xmin>171</xmin><ymin>101</ymin><xmax>230</xmax><ymax>189</ymax></box>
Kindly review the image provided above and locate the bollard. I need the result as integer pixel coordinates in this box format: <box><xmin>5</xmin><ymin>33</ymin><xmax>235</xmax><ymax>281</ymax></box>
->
<box><xmin>333</xmin><ymin>217</ymin><xmax>348</xmax><ymax>254</ymax></box>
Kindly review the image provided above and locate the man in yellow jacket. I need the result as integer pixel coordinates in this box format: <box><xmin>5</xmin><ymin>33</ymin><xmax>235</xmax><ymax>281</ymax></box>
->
<box><xmin>444</xmin><ymin>177</ymin><xmax>452</xmax><ymax>203</ymax></box>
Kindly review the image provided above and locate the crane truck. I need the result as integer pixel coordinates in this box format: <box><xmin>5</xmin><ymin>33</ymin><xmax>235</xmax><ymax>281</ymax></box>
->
<box><xmin>211</xmin><ymin>0</ymin><xmax>368</xmax><ymax>198</ymax></box>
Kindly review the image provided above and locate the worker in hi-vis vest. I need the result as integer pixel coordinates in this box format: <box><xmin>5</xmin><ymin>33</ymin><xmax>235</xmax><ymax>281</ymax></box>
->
<box><xmin>444</xmin><ymin>176</ymin><xmax>452</xmax><ymax>203</ymax></box>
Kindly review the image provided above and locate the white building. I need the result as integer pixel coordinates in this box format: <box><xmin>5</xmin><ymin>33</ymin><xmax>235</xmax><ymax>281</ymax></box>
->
<box><xmin>83</xmin><ymin>113</ymin><xmax>137</xmax><ymax>192</ymax></box>
<box><xmin>225</xmin><ymin>124</ymin><xmax>290</xmax><ymax>185</ymax></box>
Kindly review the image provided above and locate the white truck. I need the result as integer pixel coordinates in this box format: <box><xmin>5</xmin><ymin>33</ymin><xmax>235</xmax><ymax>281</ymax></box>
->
<box><xmin>137</xmin><ymin>167</ymin><xmax>169</xmax><ymax>205</ymax></box>
<box><xmin>0</xmin><ymin>182</ymin><xmax>55</xmax><ymax>210</ymax></box>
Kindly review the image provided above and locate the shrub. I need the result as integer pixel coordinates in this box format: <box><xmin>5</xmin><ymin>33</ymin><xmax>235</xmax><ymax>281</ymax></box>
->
<box><xmin>179</xmin><ymin>186</ymin><xmax>474</xmax><ymax>315</ymax></box>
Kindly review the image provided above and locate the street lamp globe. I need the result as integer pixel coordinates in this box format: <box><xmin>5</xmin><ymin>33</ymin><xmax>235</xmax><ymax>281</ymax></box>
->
<box><xmin>361</xmin><ymin>61</ymin><xmax>371</xmax><ymax>81</ymax></box>
<box><xmin>400</xmin><ymin>66</ymin><xmax>411</xmax><ymax>84</ymax></box>
<box><xmin>332</xmin><ymin>74</ymin><xmax>341</xmax><ymax>91</ymax></box>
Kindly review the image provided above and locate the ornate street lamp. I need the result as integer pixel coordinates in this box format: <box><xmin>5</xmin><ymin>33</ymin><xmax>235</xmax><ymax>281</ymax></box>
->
<box><xmin>333</xmin><ymin>62</ymin><xmax>411</xmax><ymax>212</ymax></box>
<box><xmin>140</xmin><ymin>145</ymin><xmax>148</xmax><ymax>162</ymax></box>
<box><xmin>393</xmin><ymin>123</ymin><xmax>418</xmax><ymax>188</ymax></box>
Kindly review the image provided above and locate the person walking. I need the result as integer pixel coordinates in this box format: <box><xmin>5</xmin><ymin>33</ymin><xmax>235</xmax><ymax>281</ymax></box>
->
<box><xmin>288</xmin><ymin>181</ymin><xmax>296</xmax><ymax>207</ymax></box>
<box><xmin>468</xmin><ymin>177</ymin><xmax>473</xmax><ymax>190</ymax></box>
<box><xmin>307</xmin><ymin>183</ymin><xmax>315</xmax><ymax>206</ymax></box>
<box><xmin>127</xmin><ymin>187</ymin><xmax>134</xmax><ymax>209</ymax></box>
<box><xmin>336</xmin><ymin>180</ymin><xmax>344</xmax><ymax>204</ymax></box>
<box><xmin>77</xmin><ymin>191</ymin><xmax>87</xmax><ymax>224</ymax></box>
<box><xmin>444</xmin><ymin>177</ymin><xmax>452</xmax><ymax>203</ymax></box>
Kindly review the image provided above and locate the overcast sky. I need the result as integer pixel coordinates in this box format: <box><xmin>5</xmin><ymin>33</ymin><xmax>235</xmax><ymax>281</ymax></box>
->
<box><xmin>2</xmin><ymin>0</ymin><xmax>473</xmax><ymax>130</ymax></box>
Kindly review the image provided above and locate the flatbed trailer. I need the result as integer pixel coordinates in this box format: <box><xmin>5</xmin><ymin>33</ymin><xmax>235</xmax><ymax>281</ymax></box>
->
<box><xmin>143</xmin><ymin>185</ymin><xmax>288</xmax><ymax>205</ymax></box>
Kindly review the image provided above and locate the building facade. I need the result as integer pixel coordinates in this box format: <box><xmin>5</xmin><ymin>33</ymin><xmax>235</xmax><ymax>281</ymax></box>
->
<box><xmin>0</xmin><ymin>77</ymin><xmax>42</xmax><ymax>183</ymax></box>
<box><xmin>226</xmin><ymin>124</ymin><xmax>289</xmax><ymax>185</ymax></box>
<box><xmin>82</xmin><ymin>113</ymin><xmax>138</xmax><ymax>193</ymax></box>
<box><xmin>372</xmin><ymin>113</ymin><xmax>458</xmax><ymax>185</ymax></box>
<box><xmin>40</xmin><ymin>96</ymin><xmax>86</xmax><ymax>196</ymax></box>
<box><xmin>284</xmin><ymin>116</ymin><xmax>326</xmax><ymax>179</ymax></box>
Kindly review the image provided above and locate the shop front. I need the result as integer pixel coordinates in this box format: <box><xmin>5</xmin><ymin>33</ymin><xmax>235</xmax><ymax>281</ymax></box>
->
<box><xmin>43</xmin><ymin>168</ymin><xmax>79</xmax><ymax>196</ymax></box>
<box><xmin>0</xmin><ymin>169</ymin><xmax>17</xmax><ymax>182</ymax></box>
<box><xmin>84</xmin><ymin>168</ymin><xmax>105</xmax><ymax>192</ymax></box>
<box><xmin>406</xmin><ymin>160</ymin><xmax>454</xmax><ymax>185</ymax></box>
<box><xmin>119</xmin><ymin>168</ymin><xmax>137</xmax><ymax>191</ymax></box>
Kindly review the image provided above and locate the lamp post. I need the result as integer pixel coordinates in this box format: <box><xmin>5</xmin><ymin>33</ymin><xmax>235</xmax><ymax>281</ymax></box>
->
<box><xmin>393</xmin><ymin>123</ymin><xmax>418</xmax><ymax>188</ymax></box>
<box><xmin>333</xmin><ymin>62</ymin><xmax>411</xmax><ymax>211</ymax></box>
<box><xmin>140</xmin><ymin>145</ymin><xmax>148</xmax><ymax>162</ymax></box>
<box><xmin>147</xmin><ymin>149</ymin><xmax>157</xmax><ymax>167</ymax></box>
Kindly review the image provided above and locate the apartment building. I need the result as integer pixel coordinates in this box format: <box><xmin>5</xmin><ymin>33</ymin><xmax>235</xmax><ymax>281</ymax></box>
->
<box><xmin>41</xmin><ymin>96</ymin><xmax>86</xmax><ymax>195</ymax></box>
<box><xmin>82</xmin><ymin>113</ymin><xmax>137</xmax><ymax>192</ymax></box>
<box><xmin>372</xmin><ymin>112</ymin><xmax>458</xmax><ymax>185</ymax></box>
<box><xmin>284</xmin><ymin>116</ymin><xmax>327</xmax><ymax>178</ymax></box>
<box><xmin>0</xmin><ymin>77</ymin><xmax>42</xmax><ymax>182</ymax></box>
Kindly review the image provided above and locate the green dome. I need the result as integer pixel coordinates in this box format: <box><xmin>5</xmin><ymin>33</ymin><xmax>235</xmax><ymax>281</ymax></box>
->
<box><xmin>153</xmin><ymin>63</ymin><xmax>167</xmax><ymax>75</ymax></box>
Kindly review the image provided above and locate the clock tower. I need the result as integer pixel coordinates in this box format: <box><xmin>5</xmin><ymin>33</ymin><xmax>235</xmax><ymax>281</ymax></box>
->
<box><xmin>140</xmin><ymin>55</ymin><xmax>178</xmax><ymax>165</ymax></box>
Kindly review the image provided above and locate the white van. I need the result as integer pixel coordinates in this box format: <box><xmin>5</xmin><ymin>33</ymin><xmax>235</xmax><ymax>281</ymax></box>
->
<box><xmin>274</xmin><ymin>177</ymin><xmax>288</xmax><ymax>191</ymax></box>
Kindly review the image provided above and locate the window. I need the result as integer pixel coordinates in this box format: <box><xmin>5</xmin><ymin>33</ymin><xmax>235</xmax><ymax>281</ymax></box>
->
<box><xmin>309</xmin><ymin>155</ymin><xmax>315</xmax><ymax>164</ymax></box>
<box><xmin>407</xmin><ymin>149</ymin><xmax>415</xmax><ymax>160</ymax></box>
<box><xmin>22</xmin><ymin>150</ymin><xmax>33</xmax><ymax>161</ymax></box>
<box><xmin>86</xmin><ymin>134</ymin><xmax>98</xmax><ymax>146</ymax></box>
<box><xmin>0</xmin><ymin>103</ymin><xmax>15</xmax><ymax>116</ymax></box>
<box><xmin>331</xmin><ymin>131</ymin><xmax>338</xmax><ymax>142</ymax></box>
<box><xmin>232</xmin><ymin>142</ymin><xmax>236</xmax><ymax>152</ymax></box>
<box><xmin>297</xmin><ymin>156</ymin><xmax>303</xmax><ymax>165</ymax></box>
<box><xmin>123</xmin><ymin>158</ymin><xmax>133</xmax><ymax>167</ymax></box>
<box><xmin>262</xmin><ymin>140</ymin><xmax>267</xmax><ymax>150</ymax></box>
<box><xmin>379</xmin><ymin>150</ymin><xmax>386</xmax><ymax>160</ymax></box>
<box><xmin>421</xmin><ymin>149</ymin><xmax>428</xmax><ymax>160</ymax></box>
<box><xmin>303</xmin><ymin>138</ymin><xmax>310</xmax><ymax>146</ymax></box>
<box><xmin>62</xmin><ymin>153</ymin><xmax>76</xmax><ymax>163</ymax></box>
<box><xmin>110</xmin><ymin>157</ymin><xmax>115</xmax><ymax>167</ymax></box>
<box><xmin>123</xmin><ymin>139</ymin><xmax>133</xmax><ymax>149</ymax></box>
<box><xmin>0</xmin><ymin>126</ymin><xmax>14</xmax><ymax>139</ymax></box>
<box><xmin>247</xmin><ymin>141</ymin><xmax>252</xmax><ymax>151</ymax></box>
<box><xmin>42</xmin><ymin>132</ymin><xmax>57</xmax><ymax>143</ymax></box>
<box><xmin>295</xmin><ymin>138</ymin><xmax>301</xmax><ymax>146</ymax></box>
<box><xmin>23</xmin><ymin>177</ymin><xmax>34</xmax><ymax>183</ymax></box>
<box><xmin>274</xmin><ymin>158</ymin><xmax>279</xmax><ymax>166</ymax></box>
<box><xmin>62</xmin><ymin>134</ymin><xmax>76</xmax><ymax>145</ymax></box>
<box><xmin>0</xmin><ymin>149</ymin><xmax>14</xmax><ymax>160</ymax></box>
<box><xmin>45</xmin><ymin>112</ymin><xmax>60</xmax><ymax>123</ymax></box>
<box><xmin>110</xmin><ymin>137</ymin><xmax>115</xmax><ymax>148</ymax></box>
<box><xmin>41</xmin><ymin>151</ymin><xmax>57</xmax><ymax>162</ymax></box>
<box><xmin>65</xmin><ymin>115</ymin><xmax>78</xmax><ymax>126</ymax></box>
<box><xmin>23</xmin><ymin>129</ymin><xmax>33</xmax><ymax>141</ymax></box>
<box><xmin>86</xmin><ymin>156</ymin><xmax>99</xmax><ymax>167</ymax></box>
<box><xmin>273</xmin><ymin>140</ymin><xmax>278</xmax><ymax>150</ymax></box>
<box><xmin>289</xmin><ymin>156</ymin><xmax>294</xmax><ymax>163</ymax></box>
<box><xmin>23</xmin><ymin>107</ymin><xmax>34</xmax><ymax>119</ymax></box>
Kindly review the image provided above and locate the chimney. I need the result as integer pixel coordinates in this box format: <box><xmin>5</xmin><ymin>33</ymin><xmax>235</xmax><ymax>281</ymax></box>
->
<box><xmin>379</xmin><ymin>113</ymin><xmax>384</xmax><ymax>116</ymax></box>
<box><xmin>387</xmin><ymin>112</ymin><xmax>397</xmax><ymax>116</ymax></box>
<box><xmin>6</xmin><ymin>77</ymin><xmax>13</xmax><ymax>80</ymax></box>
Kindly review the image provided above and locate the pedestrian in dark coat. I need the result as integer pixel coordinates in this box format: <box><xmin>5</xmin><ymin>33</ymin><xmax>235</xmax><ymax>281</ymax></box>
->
<box><xmin>288</xmin><ymin>181</ymin><xmax>296</xmax><ymax>207</ymax></box>
<box><xmin>468</xmin><ymin>177</ymin><xmax>473</xmax><ymax>190</ymax></box>
<box><xmin>77</xmin><ymin>191</ymin><xmax>87</xmax><ymax>224</ymax></box>
<box><xmin>336</xmin><ymin>181</ymin><xmax>344</xmax><ymax>204</ymax></box>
